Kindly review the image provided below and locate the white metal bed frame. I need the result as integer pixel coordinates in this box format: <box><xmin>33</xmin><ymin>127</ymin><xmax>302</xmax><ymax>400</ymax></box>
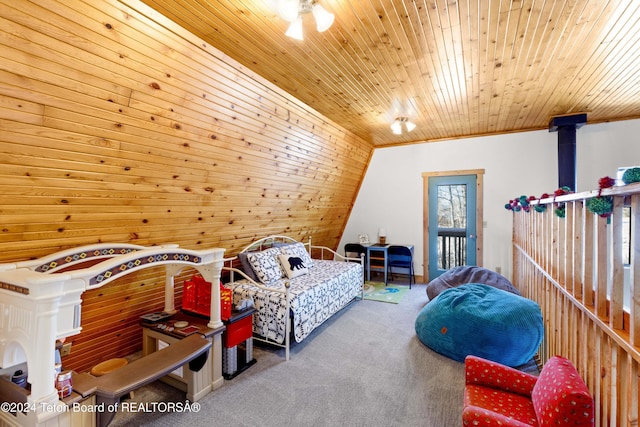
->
<box><xmin>222</xmin><ymin>235</ymin><xmax>364</xmax><ymax>361</ymax></box>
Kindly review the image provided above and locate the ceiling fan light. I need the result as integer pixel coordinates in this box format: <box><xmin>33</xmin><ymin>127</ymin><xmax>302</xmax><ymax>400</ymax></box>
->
<box><xmin>405</xmin><ymin>120</ymin><xmax>416</xmax><ymax>132</ymax></box>
<box><xmin>391</xmin><ymin>120</ymin><xmax>402</xmax><ymax>135</ymax></box>
<box><xmin>285</xmin><ymin>16</ymin><xmax>304</xmax><ymax>40</ymax></box>
<box><xmin>278</xmin><ymin>0</ymin><xmax>300</xmax><ymax>22</ymax></box>
<box><xmin>312</xmin><ymin>4</ymin><xmax>334</xmax><ymax>32</ymax></box>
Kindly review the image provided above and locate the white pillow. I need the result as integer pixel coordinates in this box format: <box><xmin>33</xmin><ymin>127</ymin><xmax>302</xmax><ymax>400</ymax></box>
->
<box><xmin>247</xmin><ymin>247</ymin><xmax>283</xmax><ymax>284</ymax></box>
<box><xmin>279</xmin><ymin>242</ymin><xmax>314</xmax><ymax>268</ymax></box>
<box><xmin>278</xmin><ymin>254</ymin><xmax>309</xmax><ymax>279</ymax></box>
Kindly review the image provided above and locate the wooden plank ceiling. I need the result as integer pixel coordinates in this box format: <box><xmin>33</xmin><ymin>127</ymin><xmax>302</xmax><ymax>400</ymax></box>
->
<box><xmin>139</xmin><ymin>0</ymin><xmax>640</xmax><ymax>147</ymax></box>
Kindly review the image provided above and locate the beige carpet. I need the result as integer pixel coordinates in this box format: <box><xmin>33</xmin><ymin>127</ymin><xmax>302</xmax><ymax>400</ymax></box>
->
<box><xmin>110</xmin><ymin>282</ymin><xmax>465</xmax><ymax>427</ymax></box>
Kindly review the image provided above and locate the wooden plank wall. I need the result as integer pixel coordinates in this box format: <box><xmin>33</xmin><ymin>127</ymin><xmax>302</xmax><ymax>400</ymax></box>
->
<box><xmin>0</xmin><ymin>0</ymin><xmax>372</xmax><ymax>373</ymax></box>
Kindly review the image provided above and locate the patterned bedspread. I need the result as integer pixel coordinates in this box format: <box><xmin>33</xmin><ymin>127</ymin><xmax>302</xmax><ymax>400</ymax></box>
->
<box><xmin>229</xmin><ymin>260</ymin><xmax>363</xmax><ymax>344</ymax></box>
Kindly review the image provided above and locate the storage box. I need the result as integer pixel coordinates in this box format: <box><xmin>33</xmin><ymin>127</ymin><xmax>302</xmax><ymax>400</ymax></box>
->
<box><xmin>182</xmin><ymin>275</ymin><xmax>210</xmax><ymax>317</ymax></box>
<box><xmin>224</xmin><ymin>315</ymin><xmax>253</xmax><ymax>348</ymax></box>
<box><xmin>182</xmin><ymin>275</ymin><xmax>231</xmax><ymax>320</ymax></box>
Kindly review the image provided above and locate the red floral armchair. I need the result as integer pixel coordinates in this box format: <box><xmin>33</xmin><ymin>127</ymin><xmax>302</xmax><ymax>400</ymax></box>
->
<box><xmin>463</xmin><ymin>355</ymin><xmax>594</xmax><ymax>426</ymax></box>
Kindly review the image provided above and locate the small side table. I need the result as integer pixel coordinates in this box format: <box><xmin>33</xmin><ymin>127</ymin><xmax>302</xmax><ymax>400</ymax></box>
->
<box><xmin>222</xmin><ymin>307</ymin><xmax>256</xmax><ymax>379</ymax></box>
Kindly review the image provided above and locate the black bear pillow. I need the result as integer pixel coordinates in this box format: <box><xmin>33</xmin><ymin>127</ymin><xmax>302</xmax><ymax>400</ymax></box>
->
<box><xmin>278</xmin><ymin>254</ymin><xmax>308</xmax><ymax>279</ymax></box>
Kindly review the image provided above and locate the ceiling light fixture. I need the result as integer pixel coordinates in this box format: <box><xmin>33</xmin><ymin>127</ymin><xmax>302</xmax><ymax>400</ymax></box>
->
<box><xmin>272</xmin><ymin>0</ymin><xmax>334</xmax><ymax>41</ymax></box>
<box><xmin>391</xmin><ymin>117</ymin><xmax>416</xmax><ymax>135</ymax></box>
<box><xmin>387</xmin><ymin>97</ymin><xmax>418</xmax><ymax>135</ymax></box>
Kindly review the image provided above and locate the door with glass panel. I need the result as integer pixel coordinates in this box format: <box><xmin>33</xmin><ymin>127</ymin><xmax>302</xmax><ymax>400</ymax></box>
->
<box><xmin>427</xmin><ymin>174</ymin><xmax>477</xmax><ymax>280</ymax></box>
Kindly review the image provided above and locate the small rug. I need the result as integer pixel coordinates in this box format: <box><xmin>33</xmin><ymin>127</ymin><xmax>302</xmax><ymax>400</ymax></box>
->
<box><xmin>363</xmin><ymin>282</ymin><xmax>409</xmax><ymax>304</ymax></box>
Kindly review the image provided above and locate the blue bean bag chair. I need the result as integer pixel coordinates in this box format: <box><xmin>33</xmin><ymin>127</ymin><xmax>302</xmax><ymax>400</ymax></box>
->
<box><xmin>415</xmin><ymin>283</ymin><xmax>543</xmax><ymax>367</ymax></box>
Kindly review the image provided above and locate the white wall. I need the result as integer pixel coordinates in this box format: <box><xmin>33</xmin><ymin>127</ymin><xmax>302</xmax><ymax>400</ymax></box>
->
<box><xmin>340</xmin><ymin>118</ymin><xmax>640</xmax><ymax>281</ymax></box>
<box><xmin>577</xmin><ymin>120</ymin><xmax>640</xmax><ymax>188</ymax></box>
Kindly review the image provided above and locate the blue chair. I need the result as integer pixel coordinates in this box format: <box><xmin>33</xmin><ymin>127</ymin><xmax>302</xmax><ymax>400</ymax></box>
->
<box><xmin>387</xmin><ymin>245</ymin><xmax>414</xmax><ymax>288</ymax></box>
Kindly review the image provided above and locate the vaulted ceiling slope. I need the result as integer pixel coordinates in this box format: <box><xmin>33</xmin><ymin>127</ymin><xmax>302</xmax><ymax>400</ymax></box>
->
<box><xmin>141</xmin><ymin>0</ymin><xmax>640</xmax><ymax>146</ymax></box>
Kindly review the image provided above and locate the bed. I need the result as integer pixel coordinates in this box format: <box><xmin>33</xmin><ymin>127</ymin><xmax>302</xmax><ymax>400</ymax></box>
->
<box><xmin>222</xmin><ymin>236</ymin><xmax>364</xmax><ymax>360</ymax></box>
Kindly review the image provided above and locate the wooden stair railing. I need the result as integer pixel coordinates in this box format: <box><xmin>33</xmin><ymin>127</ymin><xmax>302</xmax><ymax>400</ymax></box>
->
<box><xmin>511</xmin><ymin>182</ymin><xmax>640</xmax><ymax>426</ymax></box>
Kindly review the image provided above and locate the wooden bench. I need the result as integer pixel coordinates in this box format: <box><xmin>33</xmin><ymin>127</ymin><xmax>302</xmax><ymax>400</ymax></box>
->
<box><xmin>83</xmin><ymin>333</ymin><xmax>212</xmax><ymax>427</ymax></box>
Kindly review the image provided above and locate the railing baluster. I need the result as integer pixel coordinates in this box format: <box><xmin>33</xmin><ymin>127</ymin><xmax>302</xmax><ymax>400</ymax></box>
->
<box><xmin>437</xmin><ymin>229</ymin><xmax>467</xmax><ymax>269</ymax></box>
<box><xmin>575</xmin><ymin>200</ymin><xmax>584</xmax><ymax>300</ymax></box>
<box><xmin>631</xmin><ymin>193</ymin><xmax>640</xmax><ymax>346</ymax></box>
<box><xmin>596</xmin><ymin>216</ymin><xmax>609</xmax><ymax>319</ymax></box>
<box><xmin>611</xmin><ymin>196</ymin><xmax>625</xmax><ymax>330</ymax></box>
<box><xmin>584</xmin><ymin>204</ymin><xmax>595</xmax><ymax>307</ymax></box>
<box><xmin>563</xmin><ymin>202</ymin><xmax>572</xmax><ymax>290</ymax></box>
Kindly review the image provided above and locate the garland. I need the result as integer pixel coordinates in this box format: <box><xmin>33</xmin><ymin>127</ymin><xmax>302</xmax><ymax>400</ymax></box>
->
<box><xmin>585</xmin><ymin>176</ymin><xmax>615</xmax><ymax>218</ymax></box>
<box><xmin>585</xmin><ymin>196</ymin><xmax>613</xmax><ymax>217</ymax></box>
<box><xmin>505</xmin><ymin>187</ymin><xmax>571</xmax><ymax>217</ymax></box>
<box><xmin>505</xmin><ymin>167</ymin><xmax>640</xmax><ymax>219</ymax></box>
<box><xmin>622</xmin><ymin>167</ymin><xmax>640</xmax><ymax>184</ymax></box>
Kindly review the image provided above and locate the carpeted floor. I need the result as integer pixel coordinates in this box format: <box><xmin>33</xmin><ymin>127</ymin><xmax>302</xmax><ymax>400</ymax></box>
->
<box><xmin>109</xmin><ymin>278</ymin><xmax>465</xmax><ymax>426</ymax></box>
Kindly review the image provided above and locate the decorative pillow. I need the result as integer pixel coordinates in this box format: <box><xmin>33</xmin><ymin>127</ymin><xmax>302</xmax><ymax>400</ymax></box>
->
<box><xmin>531</xmin><ymin>356</ymin><xmax>594</xmax><ymax>427</ymax></box>
<box><xmin>246</xmin><ymin>247</ymin><xmax>283</xmax><ymax>284</ymax></box>
<box><xmin>279</xmin><ymin>242</ymin><xmax>314</xmax><ymax>268</ymax></box>
<box><xmin>238</xmin><ymin>252</ymin><xmax>260</xmax><ymax>282</ymax></box>
<box><xmin>278</xmin><ymin>254</ymin><xmax>309</xmax><ymax>279</ymax></box>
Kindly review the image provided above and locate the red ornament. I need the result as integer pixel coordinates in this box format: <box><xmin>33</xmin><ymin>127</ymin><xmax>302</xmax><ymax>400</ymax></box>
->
<box><xmin>597</xmin><ymin>176</ymin><xmax>616</xmax><ymax>196</ymax></box>
<box><xmin>598</xmin><ymin>176</ymin><xmax>616</xmax><ymax>189</ymax></box>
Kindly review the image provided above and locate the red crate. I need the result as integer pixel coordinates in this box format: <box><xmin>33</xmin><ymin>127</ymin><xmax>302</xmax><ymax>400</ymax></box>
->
<box><xmin>182</xmin><ymin>275</ymin><xmax>231</xmax><ymax>320</ymax></box>
<box><xmin>182</xmin><ymin>275</ymin><xmax>210</xmax><ymax>317</ymax></box>
<box><xmin>224</xmin><ymin>315</ymin><xmax>253</xmax><ymax>348</ymax></box>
